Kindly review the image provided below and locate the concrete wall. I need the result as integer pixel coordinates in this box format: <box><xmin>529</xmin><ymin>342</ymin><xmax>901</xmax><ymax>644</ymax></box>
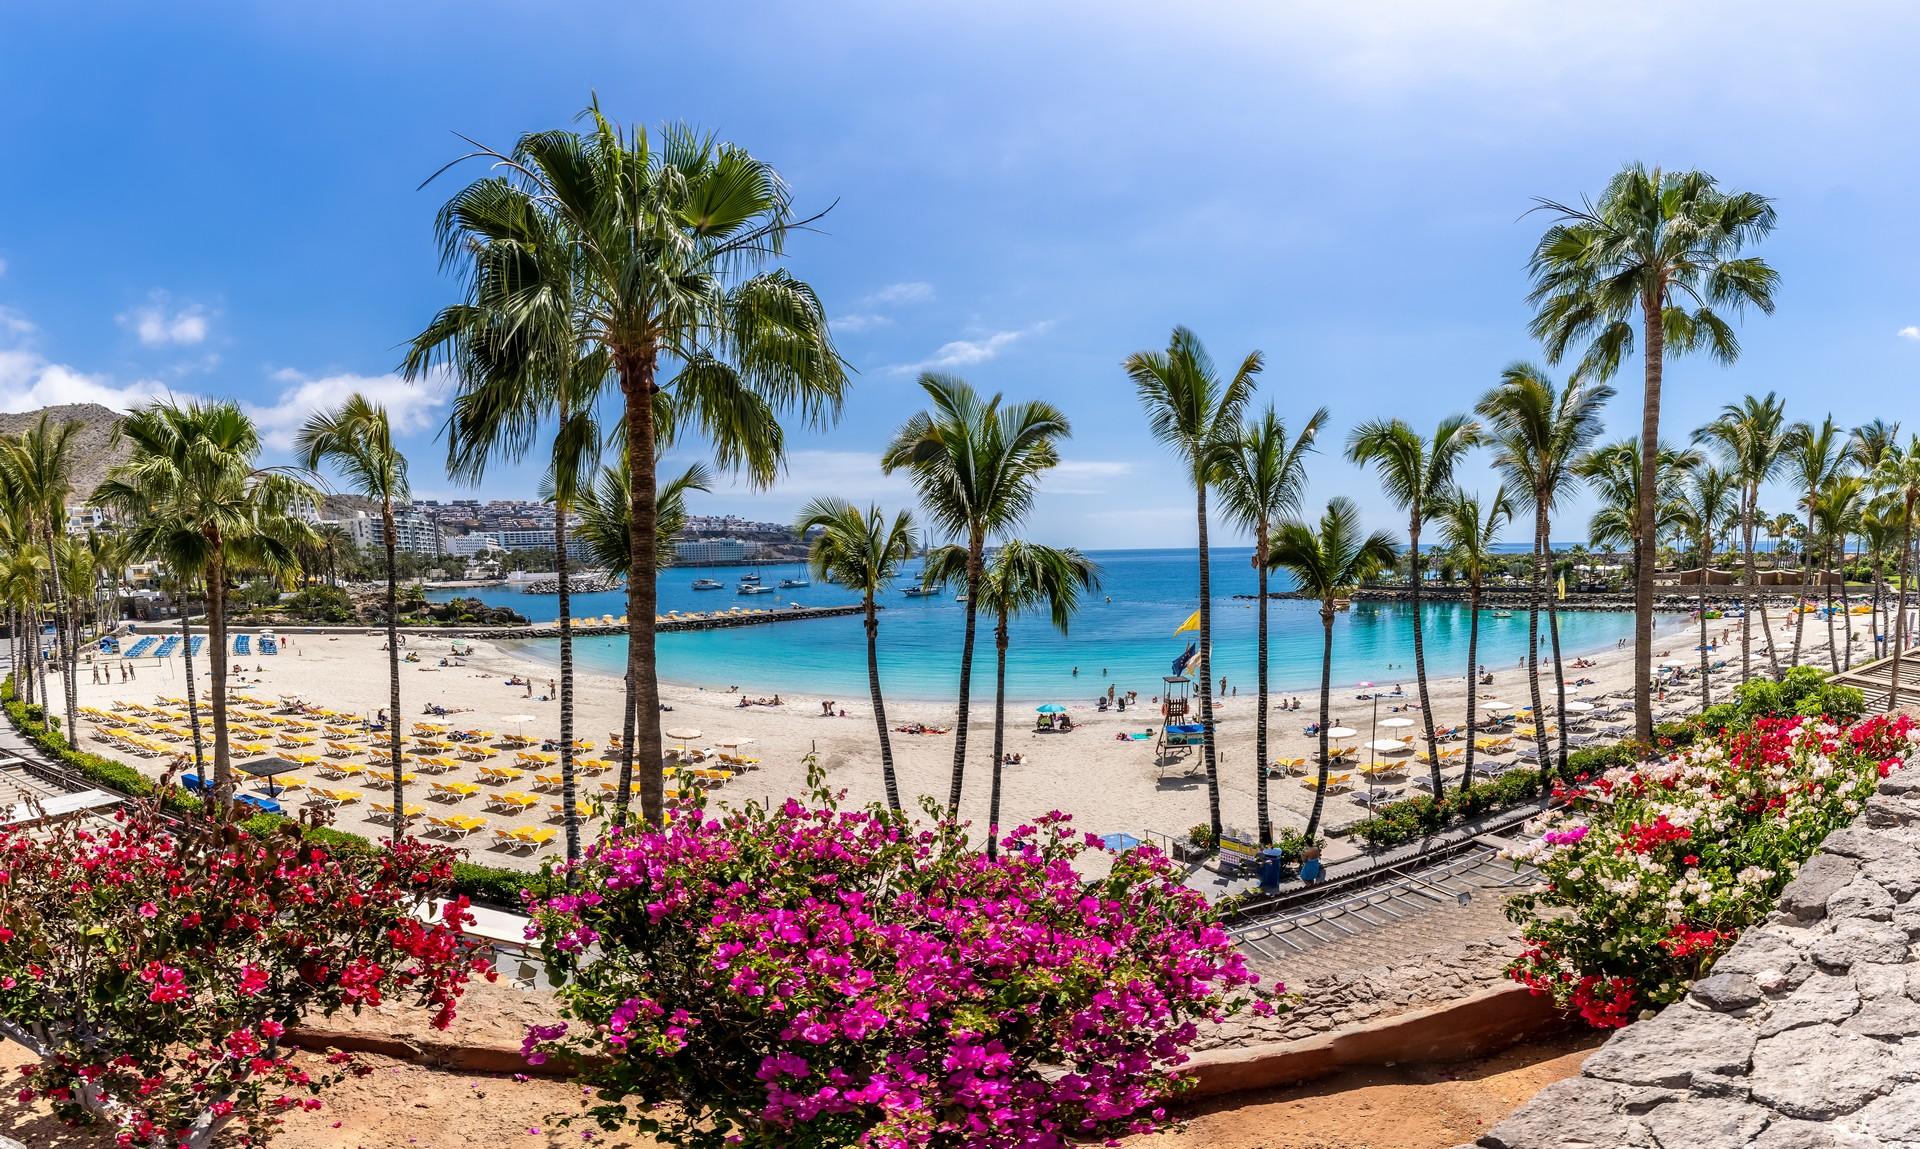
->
<box><xmin>1466</xmin><ymin>765</ymin><xmax>1920</xmax><ymax>1149</ymax></box>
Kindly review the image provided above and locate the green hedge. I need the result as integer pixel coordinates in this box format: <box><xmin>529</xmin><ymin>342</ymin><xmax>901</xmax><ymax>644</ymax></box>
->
<box><xmin>2</xmin><ymin>678</ymin><xmax>558</xmax><ymax>909</ymax></box>
<box><xmin>1350</xmin><ymin>667</ymin><xmax>1864</xmax><ymax>850</ymax></box>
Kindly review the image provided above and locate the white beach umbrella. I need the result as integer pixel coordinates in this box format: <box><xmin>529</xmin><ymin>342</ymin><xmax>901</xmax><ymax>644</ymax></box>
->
<box><xmin>664</xmin><ymin>727</ymin><xmax>703</xmax><ymax>742</ymax></box>
<box><xmin>713</xmin><ymin>736</ymin><xmax>755</xmax><ymax>749</ymax></box>
<box><xmin>1326</xmin><ymin>726</ymin><xmax>1358</xmax><ymax>739</ymax></box>
<box><xmin>1378</xmin><ymin>716</ymin><xmax>1415</xmax><ymax>730</ymax></box>
<box><xmin>1365</xmin><ymin>738</ymin><xmax>1408</xmax><ymax>752</ymax></box>
<box><xmin>1481</xmin><ymin>701</ymin><xmax>1514</xmax><ymax>714</ymax></box>
<box><xmin>1561</xmin><ymin>700</ymin><xmax>1596</xmax><ymax>714</ymax></box>
<box><xmin>501</xmin><ymin>714</ymin><xmax>537</xmax><ymax>724</ymax></box>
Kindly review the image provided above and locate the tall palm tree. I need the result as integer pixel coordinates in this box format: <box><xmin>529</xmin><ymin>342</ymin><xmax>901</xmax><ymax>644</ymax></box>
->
<box><xmin>1873</xmin><ymin>438</ymin><xmax>1920</xmax><ymax>708</ymax></box>
<box><xmin>298</xmin><ymin>397</ymin><xmax>410</xmax><ymax>840</ymax></box>
<box><xmin>1669</xmin><ymin>462</ymin><xmax>1736</xmax><ymax>705</ymax></box>
<box><xmin>1529</xmin><ymin>164</ymin><xmax>1779</xmax><ymax>744</ymax></box>
<box><xmin>1859</xmin><ymin>502</ymin><xmax>1902</xmax><ymax>661</ymax></box>
<box><xmin>1217</xmin><ymin>404</ymin><xmax>1325</xmax><ymax>846</ymax></box>
<box><xmin>95</xmin><ymin>401</ymin><xmax>314</xmax><ymax>806</ymax></box>
<box><xmin>928</xmin><ymin>540</ymin><xmax>1097</xmax><ymax>858</ymax></box>
<box><xmin>1437</xmin><ymin>487</ymin><xmax>1514</xmax><ymax>789</ymax></box>
<box><xmin>1694</xmin><ymin>394</ymin><xmax>1787</xmax><ymax>681</ymax></box>
<box><xmin>1785</xmin><ymin>417</ymin><xmax>1849</xmax><ymax>668</ymax></box>
<box><xmin>1268</xmin><ymin>498</ymin><xmax>1397</xmax><ymax>843</ymax></box>
<box><xmin>1851</xmin><ymin>420</ymin><xmax>1903</xmax><ymax>474</ymax></box>
<box><xmin>1811</xmin><ymin>475</ymin><xmax>1865</xmax><ymax>673</ymax></box>
<box><xmin>407</xmin><ymin>105</ymin><xmax>846</xmax><ymax>826</ymax></box>
<box><xmin>572</xmin><ymin>454</ymin><xmax>712</xmax><ymax>819</ymax></box>
<box><xmin>1477</xmin><ymin>364</ymin><xmax>1612</xmax><ymax>772</ymax></box>
<box><xmin>1126</xmin><ymin>327</ymin><xmax>1258</xmax><ymax>846</ymax></box>
<box><xmin>1346</xmin><ymin>414</ymin><xmax>1481</xmax><ymax>796</ymax></box>
<box><xmin>1576</xmin><ymin>439</ymin><xmax>1696</xmax><ymax>579</ymax></box>
<box><xmin>881</xmin><ymin>374</ymin><xmax>1069</xmax><ymax>817</ymax></box>
<box><xmin>0</xmin><ymin>415</ymin><xmax>82</xmax><ymax>741</ymax></box>
<box><xmin>795</xmin><ymin>498</ymin><xmax>918</xmax><ymax>810</ymax></box>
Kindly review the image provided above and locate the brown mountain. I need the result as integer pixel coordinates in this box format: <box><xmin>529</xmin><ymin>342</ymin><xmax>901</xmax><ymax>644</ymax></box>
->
<box><xmin>0</xmin><ymin>403</ymin><xmax>129</xmax><ymax>501</ymax></box>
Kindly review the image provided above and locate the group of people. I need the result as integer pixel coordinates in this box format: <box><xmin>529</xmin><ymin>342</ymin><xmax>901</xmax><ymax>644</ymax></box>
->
<box><xmin>816</xmin><ymin>700</ymin><xmax>850</xmax><ymax>717</ymax></box>
<box><xmin>735</xmin><ymin>694</ymin><xmax>783</xmax><ymax>708</ymax></box>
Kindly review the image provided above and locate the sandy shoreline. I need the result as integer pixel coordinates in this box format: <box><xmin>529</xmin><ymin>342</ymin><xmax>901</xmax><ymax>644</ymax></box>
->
<box><xmin>61</xmin><ymin>605</ymin><xmax>1863</xmax><ymax>876</ymax></box>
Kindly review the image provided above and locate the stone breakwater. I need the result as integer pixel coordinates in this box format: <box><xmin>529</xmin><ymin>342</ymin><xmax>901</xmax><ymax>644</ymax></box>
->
<box><xmin>1465</xmin><ymin>762</ymin><xmax>1920</xmax><ymax>1149</ymax></box>
<box><xmin>444</xmin><ymin>603</ymin><xmax>874</xmax><ymax>639</ymax></box>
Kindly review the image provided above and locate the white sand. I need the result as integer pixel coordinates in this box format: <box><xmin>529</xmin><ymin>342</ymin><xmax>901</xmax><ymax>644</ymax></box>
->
<box><xmin>62</xmin><ymin>606</ymin><xmax>1867</xmax><ymax>873</ymax></box>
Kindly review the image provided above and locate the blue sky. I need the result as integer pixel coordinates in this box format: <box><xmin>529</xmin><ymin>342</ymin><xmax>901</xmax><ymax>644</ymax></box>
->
<box><xmin>1</xmin><ymin>2</ymin><xmax>1916</xmax><ymax>549</ymax></box>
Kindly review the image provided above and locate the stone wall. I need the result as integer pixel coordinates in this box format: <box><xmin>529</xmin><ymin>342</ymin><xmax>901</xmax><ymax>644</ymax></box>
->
<box><xmin>1468</xmin><ymin>767</ymin><xmax>1920</xmax><ymax>1149</ymax></box>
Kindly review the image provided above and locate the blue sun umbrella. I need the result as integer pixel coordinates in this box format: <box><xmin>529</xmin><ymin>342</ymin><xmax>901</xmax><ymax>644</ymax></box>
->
<box><xmin>1036</xmin><ymin>704</ymin><xmax>1066</xmax><ymax>714</ymax></box>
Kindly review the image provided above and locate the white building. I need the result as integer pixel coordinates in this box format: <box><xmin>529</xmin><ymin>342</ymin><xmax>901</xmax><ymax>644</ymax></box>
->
<box><xmin>64</xmin><ymin>505</ymin><xmax>108</xmax><ymax>536</ymax></box>
<box><xmin>672</xmin><ymin>536</ymin><xmax>760</xmax><ymax>564</ymax></box>
<box><xmin>340</xmin><ymin>510</ymin><xmax>444</xmax><ymax>556</ymax></box>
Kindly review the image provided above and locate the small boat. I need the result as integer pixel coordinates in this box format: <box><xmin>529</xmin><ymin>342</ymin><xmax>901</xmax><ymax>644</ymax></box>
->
<box><xmin>778</xmin><ymin>576</ymin><xmax>811</xmax><ymax>589</ymax></box>
<box><xmin>1491</xmin><ymin>610</ymin><xmax>1514</xmax><ymax>619</ymax></box>
<box><xmin>954</xmin><ymin>593</ymin><xmax>968</xmax><ymax>603</ymax></box>
<box><xmin>740</xmin><ymin>572</ymin><xmax>762</xmax><ymax>584</ymax></box>
<box><xmin>691</xmin><ymin>578</ymin><xmax>724</xmax><ymax>591</ymax></box>
<box><xmin>902</xmin><ymin>585</ymin><xmax>940</xmax><ymax>598</ymax></box>
<box><xmin>738</xmin><ymin>582</ymin><xmax>773</xmax><ymax>595</ymax></box>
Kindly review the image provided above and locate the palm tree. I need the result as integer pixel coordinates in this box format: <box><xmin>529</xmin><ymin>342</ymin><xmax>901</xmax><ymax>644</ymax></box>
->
<box><xmin>1811</xmin><ymin>475</ymin><xmax>1865</xmax><ymax>673</ymax></box>
<box><xmin>572</xmin><ymin>454</ymin><xmax>712</xmax><ymax>819</ymax></box>
<box><xmin>1529</xmin><ymin>164</ymin><xmax>1778</xmax><ymax>745</ymax></box>
<box><xmin>0</xmin><ymin>415</ymin><xmax>82</xmax><ymax>741</ymax></box>
<box><xmin>1694</xmin><ymin>394</ymin><xmax>1787</xmax><ymax>681</ymax></box>
<box><xmin>407</xmin><ymin>105</ymin><xmax>846</xmax><ymax>826</ymax></box>
<box><xmin>1851</xmin><ymin>420</ymin><xmax>1903</xmax><ymax>474</ymax></box>
<box><xmin>928</xmin><ymin>540</ymin><xmax>1097</xmax><ymax>858</ymax></box>
<box><xmin>1669</xmin><ymin>462</ymin><xmax>1736</xmax><ymax>705</ymax></box>
<box><xmin>95</xmin><ymin>401</ymin><xmax>314</xmax><ymax>806</ymax></box>
<box><xmin>1477</xmin><ymin>364</ymin><xmax>1612</xmax><ymax>771</ymax></box>
<box><xmin>881</xmin><ymin>374</ymin><xmax>1069</xmax><ymax>817</ymax></box>
<box><xmin>1437</xmin><ymin>487</ymin><xmax>1514</xmax><ymax>789</ymax></box>
<box><xmin>1346</xmin><ymin>414</ymin><xmax>1481</xmax><ymax>796</ymax></box>
<box><xmin>1860</xmin><ymin>502</ymin><xmax>1902</xmax><ymax>661</ymax></box>
<box><xmin>1576</xmin><ymin>439</ymin><xmax>1696</xmax><ymax>579</ymax></box>
<box><xmin>1268</xmin><ymin>498</ymin><xmax>1397</xmax><ymax>843</ymax></box>
<box><xmin>1126</xmin><ymin>327</ymin><xmax>1258</xmax><ymax>846</ymax></box>
<box><xmin>298</xmin><ymin>397</ymin><xmax>410</xmax><ymax>840</ymax></box>
<box><xmin>1873</xmin><ymin>438</ymin><xmax>1920</xmax><ymax>707</ymax></box>
<box><xmin>795</xmin><ymin>498</ymin><xmax>918</xmax><ymax>810</ymax></box>
<box><xmin>1785</xmin><ymin>417</ymin><xmax>1849</xmax><ymax>668</ymax></box>
<box><xmin>1217</xmin><ymin>404</ymin><xmax>1325</xmax><ymax>846</ymax></box>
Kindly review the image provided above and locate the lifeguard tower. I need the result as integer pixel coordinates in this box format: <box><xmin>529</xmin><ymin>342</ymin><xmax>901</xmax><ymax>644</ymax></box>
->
<box><xmin>1158</xmin><ymin>675</ymin><xmax>1204</xmax><ymax>765</ymax></box>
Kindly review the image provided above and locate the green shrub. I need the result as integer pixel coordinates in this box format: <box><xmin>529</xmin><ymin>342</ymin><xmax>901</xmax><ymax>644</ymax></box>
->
<box><xmin>281</xmin><ymin>584</ymin><xmax>355</xmax><ymax>624</ymax></box>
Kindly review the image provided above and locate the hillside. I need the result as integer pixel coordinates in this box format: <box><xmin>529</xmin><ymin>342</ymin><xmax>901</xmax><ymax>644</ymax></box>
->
<box><xmin>0</xmin><ymin>403</ymin><xmax>128</xmax><ymax>501</ymax></box>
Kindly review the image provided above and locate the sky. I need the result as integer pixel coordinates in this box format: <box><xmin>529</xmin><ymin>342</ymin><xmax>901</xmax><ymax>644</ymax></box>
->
<box><xmin>1</xmin><ymin>1</ymin><xmax>1917</xmax><ymax>550</ymax></box>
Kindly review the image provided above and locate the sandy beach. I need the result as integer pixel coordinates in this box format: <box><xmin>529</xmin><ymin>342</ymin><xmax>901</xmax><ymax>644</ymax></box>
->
<box><xmin>59</xmin><ymin>604</ymin><xmax>1868</xmax><ymax>875</ymax></box>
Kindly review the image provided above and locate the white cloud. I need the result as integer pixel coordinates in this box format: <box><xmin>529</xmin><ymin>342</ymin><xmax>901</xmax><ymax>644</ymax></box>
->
<box><xmin>119</xmin><ymin>294</ymin><xmax>211</xmax><ymax>347</ymax></box>
<box><xmin>886</xmin><ymin>321</ymin><xmax>1053</xmax><ymax>375</ymax></box>
<box><xmin>0</xmin><ymin>349</ymin><xmax>186</xmax><ymax>413</ymax></box>
<box><xmin>864</xmin><ymin>281</ymin><xmax>935</xmax><ymax>306</ymax></box>
<box><xmin>245</xmin><ymin>367</ymin><xmax>450</xmax><ymax>450</ymax></box>
<box><xmin>0</xmin><ymin>307</ymin><xmax>33</xmax><ymax>338</ymax></box>
<box><xmin>831</xmin><ymin>313</ymin><xmax>894</xmax><ymax>334</ymax></box>
<box><xmin>0</xmin><ymin>257</ymin><xmax>9</xmax><ymax>277</ymax></box>
<box><xmin>1045</xmin><ymin>459</ymin><xmax>1133</xmax><ymax>496</ymax></box>
<box><xmin>1899</xmin><ymin>326</ymin><xmax>1920</xmax><ymax>341</ymax></box>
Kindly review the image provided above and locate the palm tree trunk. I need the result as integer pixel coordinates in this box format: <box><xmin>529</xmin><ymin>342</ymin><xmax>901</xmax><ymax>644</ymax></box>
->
<box><xmin>865</xmin><ymin>597</ymin><xmax>901</xmax><ymax>811</ymax></box>
<box><xmin>1409</xmin><ymin>519</ymin><xmax>1442</xmax><ymax>799</ymax></box>
<box><xmin>555</xmin><ymin>507</ymin><xmax>580</xmax><ymax>866</ymax></box>
<box><xmin>206</xmin><ymin>541</ymin><xmax>233</xmax><ymax>808</ymax></box>
<box><xmin>618</xmin><ymin>670</ymin><xmax>637</xmax><ymax>814</ymax></box>
<box><xmin>949</xmin><ymin>535</ymin><xmax>983</xmax><ymax>817</ymax></box>
<box><xmin>619</xmin><ymin>355</ymin><xmax>663</xmax><ymax>825</ymax></box>
<box><xmin>1195</xmin><ymin>484</ymin><xmax>1222</xmax><ymax>845</ymax></box>
<box><xmin>1254</xmin><ymin>534</ymin><xmax>1272</xmax><ymax>847</ymax></box>
<box><xmin>987</xmin><ymin>617</ymin><xmax>1009</xmax><ymax>861</ymax></box>
<box><xmin>1545</xmin><ymin>556</ymin><xmax>1569</xmax><ymax>774</ymax></box>
<box><xmin>1790</xmin><ymin>506</ymin><xmax>1816</xmax><ymax>668</ymax></box>
<box><xmin>1873</xmin><ymin>546</ymin><xmax>1885</xmax><ymax>661</ymax></box>
<box><xmin>179</xmin><ymin>584</ymin><xmax>204</xmax><ymax>780</ymax></box>
<box><xmin>1303</xmin><ymin>608</ymin><xmax>1333</xmax><ymax>843</ymax></box>
<box><xmin>1698</xmin><ymin>533</ymin><xmax>1712</xmax><ymax>708</ymax></box>
<box><xmin>44</xmin><ymin>527</ymin><xmax>75</xmax><ymax>743</ymax></box>
<box><xmin>382</xmin><ymin>500</ymin><xmax>404</xmax><ymax>842</ymax></box>
<box><xmin>1460</xmin><ymin>577</ymin><xmax>1480</xmax><ymax>791</ymax></box>
<box><xmin>1632</xmin><ymin>292</ymin><xmax>1664</xmax><ymax>745</ymax></box>
<box><xmin>1894</xmin><ymin>504</ymin><xmax>1914</xmax><ymax>712</ymax></box>
<box><xmin>1824</xmin><ymin>539</ymin><xmax>1841</xmax><ymax>674</ymax></box>
<box><xmin>1843</xmin><ymin>565</ymin><xmax>1857</xmax><ymax>671</ymax></box>
<box><xmin>1527</xmin><ymin>514</ymin><xmax>1549</xmax><ymax>777</ymax></box>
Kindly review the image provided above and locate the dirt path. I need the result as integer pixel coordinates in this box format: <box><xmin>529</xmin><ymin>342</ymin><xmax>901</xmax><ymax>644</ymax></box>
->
<box><xmin>0</xmin><ymin>1028</ymin><xmax>1600</xmax><ymax>1149</ymax></box>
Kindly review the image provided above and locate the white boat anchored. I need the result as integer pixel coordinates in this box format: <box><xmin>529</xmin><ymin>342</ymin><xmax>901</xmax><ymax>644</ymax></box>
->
<box><xmin>738</xmin><ymin>582</ymin><xmax>774</xmax><ymax>595</ymax></box>
<box><xmin>691</xmin><ymin>578</ymin><xmax>724</xmax><ymax>591</ymax></box>
<box><xmin>902</xmin><ymin>585</ymin><xmax>939</xmax><ymax>598</ymax></box>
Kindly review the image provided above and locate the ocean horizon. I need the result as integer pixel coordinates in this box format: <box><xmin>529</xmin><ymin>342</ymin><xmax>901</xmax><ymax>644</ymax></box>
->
<box><xmin>433</xmin><ymin>547</ymin><xmax>1649</xmax><ymax>704</ymax></box>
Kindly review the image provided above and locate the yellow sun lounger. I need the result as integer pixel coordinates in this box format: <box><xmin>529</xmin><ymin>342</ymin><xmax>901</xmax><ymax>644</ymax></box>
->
<box><xmin>484</xmin><ymin>791</ymin><xmax>540</xmax><ymax>813</ymax></box>
<box><xmin>413</xmin><ymin>756</ymin><xmax>459</xmax><ymax>774</ymax></box>
<box><xmin>430</xmin><ymin>781</ymin><xmax>481</xmax><ymax>801</ymax></box>
<box><xmin>533</xmin><ymin>773</ymin><xmax>565</xmax><ymax>791</ymax></box>
<box><xmin>457</xmin><ymin>744</ymin><xmax>498</xmax><ymax>762</ymax></box>
<box><xmin>1301</xmin><ymin>773</ymin><xmax>1352</xmax><ymax>793</ymax></box>
<box><xmin>306</xmin><ymin>787</ymin><xmax>361</xmax><ymax>808</ymax></box>
<box><xmin>1269</xmin><ymin>757</ymin><xmax>1308</xmax><ymax>776</ymax></box>
<box><xmin>493</xmin><ymin>826</ymin><xmax>556</xmax><ymax>852</ymax></box>
<box><xmin>573</xmin><ymin>757</ymin><xmax>612</xmax><ymax>774</ymax></box>
<box><xmin>369</xmin><ymin>801</ymin><xmax>425</xmax><ymax>822</ymax></box>
<box><xmin>317</xmin><ymin>761</ymin><xmax>362</xmax><ymax>779</ymax></box>
<box><xmin>427</xmin><ymin>813</ymin><xmax>487</xmax><ymax>838</ymax></box>
<box><xmin>479</xmin><ymin>765</ymin><xmax>527</xmax><ymax>784</ymax></box>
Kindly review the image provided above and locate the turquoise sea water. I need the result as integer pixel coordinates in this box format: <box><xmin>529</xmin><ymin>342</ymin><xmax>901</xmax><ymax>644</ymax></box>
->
<box><xmin>431</xmin><ymin>547</ymin><xmax>1639</xmax><ymax>704</ymax></box>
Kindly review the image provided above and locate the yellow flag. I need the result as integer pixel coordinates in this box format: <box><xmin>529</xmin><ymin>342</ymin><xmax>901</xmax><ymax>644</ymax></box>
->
<box><xmin>1557</xmin><ymin>573</ymin><xmax>1567</xmax><ymax>601</ymax></box>
<box><xmin>1173</xmin><ymin>609</ymin><xmax>1201</xmax><ymax>636</ymax></box>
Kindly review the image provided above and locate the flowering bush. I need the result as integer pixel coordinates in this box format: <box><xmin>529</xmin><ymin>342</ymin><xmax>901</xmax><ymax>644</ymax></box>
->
<box><xmin>526</xmin><ymin>773</ymin><xmax>1271</xmax><ymax>1149</ymax></box>
<box><xmin>1505</xmin><ymin>712</ymin><xmax>1916</xmax><ymax>1026</ymax></box>
<box><xmin>0</xmin><ymin>797</ymin><xmax>489</xmax><ymax>1147</ymax></box>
